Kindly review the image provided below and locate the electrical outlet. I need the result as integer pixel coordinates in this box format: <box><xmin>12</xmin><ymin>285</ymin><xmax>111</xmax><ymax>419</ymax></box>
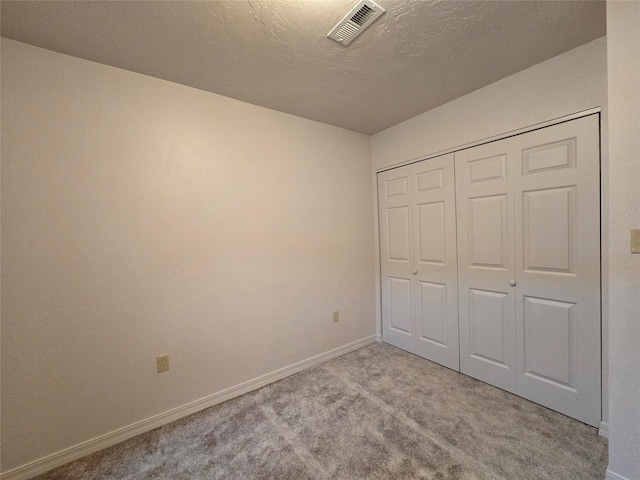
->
<box><xmin>157</xmin><ymin>355</ymin><xmax>170</xmax><ymax>373</ymax></box>
<box><xmin>333</xmin><ymin>311</ymin><xmax>339</xmax><ymax>323</ymax></box>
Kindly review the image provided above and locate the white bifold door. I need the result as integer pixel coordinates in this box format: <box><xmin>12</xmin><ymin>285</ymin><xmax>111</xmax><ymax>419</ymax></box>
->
<box><xmin>378</xmin><ymin>153</ymin><xmax>460</xmax><ymax>370</ymax></box>
<box><xmin>455</xmin><ymin>114</ymin><xmax>601</xmax><ymax>426</ymax></box>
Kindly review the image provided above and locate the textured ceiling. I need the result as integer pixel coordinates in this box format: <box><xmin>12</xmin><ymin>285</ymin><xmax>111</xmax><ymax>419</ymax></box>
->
<box><xmin>1</xmin><ymin>0</ymin><xmax>606</xmax><ymax>135</ymax></box>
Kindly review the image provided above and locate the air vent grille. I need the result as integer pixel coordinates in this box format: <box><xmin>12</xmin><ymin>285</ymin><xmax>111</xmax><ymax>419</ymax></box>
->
<box><xmin>327</xmin><ymin>0</ymin><xmax>385</xmax><ymax>46</ymax></box>
<box><xmin>336</xmin><ymin>23</ymin><xmax>359</xmax><ymax>42</ymax></box>
<box><xmin>351</xmin><ymin>5</ymin><xmax>374</xmax><ymax>26</ymax></box>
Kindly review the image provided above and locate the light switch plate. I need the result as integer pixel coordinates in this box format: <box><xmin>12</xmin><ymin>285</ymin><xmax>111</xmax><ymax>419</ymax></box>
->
<box><xmin>631</xmin><ymin>229</ymin><xmax>640</xmax><ymax>254</ymax></box>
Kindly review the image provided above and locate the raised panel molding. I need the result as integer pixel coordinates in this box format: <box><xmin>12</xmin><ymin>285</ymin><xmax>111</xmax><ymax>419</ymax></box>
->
<box><xmin>418</xmin><ymin>202</ymin><xmax>445</xmax><ymax>264</ymax></box>
<box><xmin>418</xmin><ymin>281</ymin><xmax>447</xmax><ymax>346</ymax></box>
<box><xmin>523</xmin><ymin>186</ymin><xmax>575</xmax><ymax>274</ymax></box>
<box><xmin>523</xmin><ymin>296</ymin><xmax>576</xmax><ymax>390</ymax></box>
<box><xmin>416</xmin><ymin>168</ymin><xmax>444</xmax><ymax>191</ymax></box>
<box><xmin>468</xmin><ymin>195</ymin><xmax>508</xmax><ymax>269</ymax></box>
<box><xmin>469</xmin><ymin>288</ymin><xmax>509</xmax><ymax>367</ymax></box>
<box><xmin>468</xmin><ymin>154</ymin><xmax>506</xmax><ymax>183</ymax></box>
<box><xmin>387</xmin><ymin>206</ymin><xmax>410</xmax><ymax>261</ymax></box>
<box><xmin>523</xmin><ymin>138</ymin><xmax>576</xmax><ymax>175</ymax></box>
<box><xmin>385</xmin><ymin>176</ymin><xmax>408</xmax><ymax>197</ymax></box>
<box><xmin>389</xmin><ymin>277</ymin><xmax>412</xmax><ymax>334</ymax></box>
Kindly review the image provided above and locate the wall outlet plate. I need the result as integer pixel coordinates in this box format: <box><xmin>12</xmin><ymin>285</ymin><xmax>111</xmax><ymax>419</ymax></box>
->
<box><xmin>631</xmin><ymin>229</ymin><xmax>640</xmax><ymax>254</ymax></box>
<box><xmin>157</xmin><ymin>355</ymin><xmax>170</xmax><ymax>373</ymax></box>
<box><xmin>333</xmin><ymin>311</ymin><xmax>339</xmax><ymax>323</ymax></box>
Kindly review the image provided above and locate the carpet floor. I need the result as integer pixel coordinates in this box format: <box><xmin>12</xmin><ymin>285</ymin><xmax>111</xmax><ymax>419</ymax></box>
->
<box><xmin>35</xmin><ymin>343</ymin><xmax>608</xmax><ymax>479</ymax></box>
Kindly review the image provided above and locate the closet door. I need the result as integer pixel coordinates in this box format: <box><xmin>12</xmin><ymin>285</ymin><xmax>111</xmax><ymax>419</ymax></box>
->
<box><xmin>456</xmin><ymin>114</ymin><xmax>601</xmax><ymax>426</ymax></box>
<box><xmin>514</xmin><ymin>115</ymin><xmax>601</xmax><ymax>427</ymax></box>
<box><xmin>412</xmin><ymin>156</ymin><xmax>459</xmax><ymax>370</ymax></box>
<box><xmin>378</xmin><ymin>164</ymin><xmax>415</xmax><ymax>352</ymax></box>
<box><xmin>379</xmin><ymin>154</ymin><xmax>459</xmax><ymax>370</ymax></box>
<box><xmin>455</xmin><ymin>142</ymin><xmax>517</xmax><ymax>393</ymax></box>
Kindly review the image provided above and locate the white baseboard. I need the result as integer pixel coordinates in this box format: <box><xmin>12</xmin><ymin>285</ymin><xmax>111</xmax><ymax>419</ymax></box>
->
<box><xmin>376</xmin><ymin>334</ymin><xmax>383</xmax><ymax>343</ymax></box>
<box><xmin>605</xmin><ymin>469</ymin><xmax>633</xmax><ymax>480</ymax></box>
<box><xmin>0</xmin><ymin>335</ymin><xmax>377</xmax><ymax>480</ymax></box>
<box><xmin>599</xmin><ymin>421</ymin><xmax>609</xmax><ymax>438</ymax></box>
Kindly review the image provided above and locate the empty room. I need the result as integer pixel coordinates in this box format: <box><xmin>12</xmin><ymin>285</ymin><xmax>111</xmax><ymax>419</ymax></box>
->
<box><xmin>1</xmin><ymin>1</ymin><xmax>638</xmax><ymax>479</ymax></box>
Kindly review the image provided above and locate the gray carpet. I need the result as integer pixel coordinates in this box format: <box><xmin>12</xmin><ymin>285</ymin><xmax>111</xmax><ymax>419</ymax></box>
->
<box><xmin>35</xmin><ymin>343</ymin><xmax>608</xmax><ymax>479</ymax></box>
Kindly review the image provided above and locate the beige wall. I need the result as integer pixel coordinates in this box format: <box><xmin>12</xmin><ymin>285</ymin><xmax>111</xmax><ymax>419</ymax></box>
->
<box><xmin>371</xmin><ymin>37</ymin><xmax>607</xmax><ymax>171</ymax></box>
<box><xmin>606</xmin><ymin>3</ymin><xmax>640</xmax><ymax>479</ymax></box>
<box><xmin>371</xmin><ymin>37</ymin><xmax>609</xmax><ymax>426</ymax></box>
<box><xmin>1</xmin><ymin>39</ymin><xmax>375</xmax><ymax>472</ymax></box>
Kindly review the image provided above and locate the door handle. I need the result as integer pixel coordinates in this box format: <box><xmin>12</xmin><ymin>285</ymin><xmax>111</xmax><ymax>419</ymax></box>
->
<box><xmin>509</xmin><ymin>280</ymin><xmax>516</xmax><ymax>286</ymax></box>
<box><xmin>412</xmin><ymin>270</ymin><xmax>418</xmax><ymax>275</ymax></box>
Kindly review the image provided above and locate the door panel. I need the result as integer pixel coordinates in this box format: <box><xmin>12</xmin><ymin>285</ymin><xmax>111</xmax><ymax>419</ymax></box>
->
<box><xmin>378</xmin><ymin>165</ymin><xmax>414</xmax><ymax>352</ymax></box>
<box><xmin>378</xmin><ymin>154</ymin><xmax>459</xmax><ymax>370</ymax></box>
<box><xmin>515</xmin><ymin>115</ymin><xmax>601</xmax><ymax>427</ymax></box>
<box><xmin>412</xmin><ymin>155</ymin><xmax>459</xmax><ymax>370</ymax></box>
<box><xmin>456</xmin><ymin>142</ymin><xmax>517</xmax><ymax>393</ymax></box>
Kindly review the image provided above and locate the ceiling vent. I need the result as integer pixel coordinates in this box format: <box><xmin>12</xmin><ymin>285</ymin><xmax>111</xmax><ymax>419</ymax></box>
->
<box><xmin>327</xmin><ymin>0</ymin><xmax>385</xmax><ymax>46</ymax></box>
